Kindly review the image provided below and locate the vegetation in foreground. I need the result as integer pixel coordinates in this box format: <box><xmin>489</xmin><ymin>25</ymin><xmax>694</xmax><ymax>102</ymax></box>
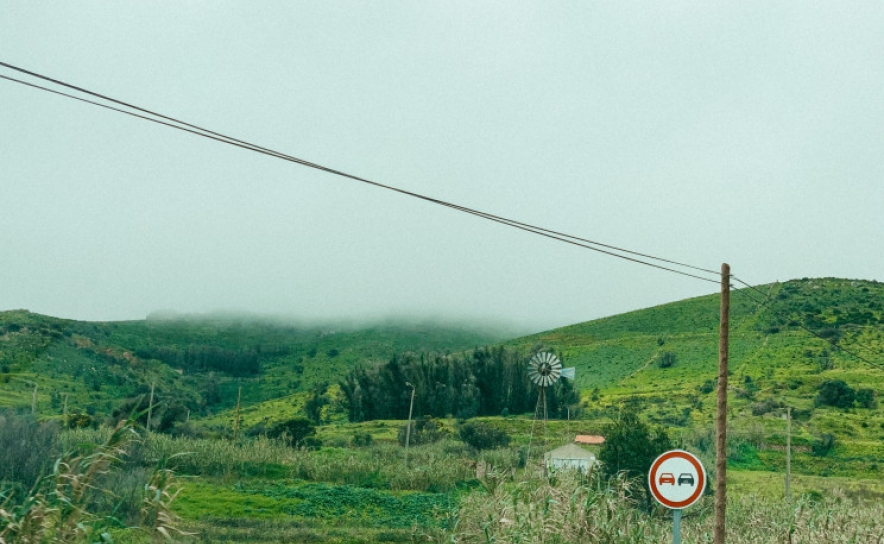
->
<box><xmin>2</xmin><ymin>409</ymin><xmax>884</xmax><ymax>543</ymax></box>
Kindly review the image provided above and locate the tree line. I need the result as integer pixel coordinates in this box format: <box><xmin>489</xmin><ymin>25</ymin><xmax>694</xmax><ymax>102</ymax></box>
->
<box><xmin>339</xmin><ymin>346</ymin><xmax>580</xmax><ymax>422</ymax></box>
<box><xmin>135</xmin><ymin>345</ymin><xmax>263</xmax><ymax>376</ymax></box>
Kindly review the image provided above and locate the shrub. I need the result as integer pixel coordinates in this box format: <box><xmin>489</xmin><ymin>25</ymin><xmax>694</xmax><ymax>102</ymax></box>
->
<box><xmin>657</xmin><ymin>351</ymin><xmax>677</xmax><ymax>369</ymax></box>
<box><xmin>751</xmin><ymin>398</ymin><xmax>784</xmax><ymax>416</ymax></box>
<box><xmin>698</xmin><ymin>379</ymin><xmax>716</xmax><ymax>395</ymax></box>
<box><xmin>812</xmin><ymin>433</ymin><xmax>836</xmax><ymax>457</ymax></box>
<box><xmin>458</xmin><ymin>421</ymin><xmax>511</xmax><ymax>451</ymax></box>
<box><xmin>599</xmin><ymin>407</ymin><xmax>672</xmax><ymax>510</ymax></box>
<box><xmin>815</xmin><ymin>380</ymin><xmax>855</xmax><ymax>408</ymax></box>
<box><xmin>352</xmin><ymin>432</ymin><xmax>374</xmax><ymax>447</ymax></box>
<box><xmin>397</xmin><ymin>417</ymin><xmax>447</xmax><ymax>446</ymax></box>
<box><xmin>0</xmin><ymin>412</ymin><xmax>61</xmax><ymax>489</ymax></box>
<box><xmin>266</xmin><ymin>417</ymin><xmax>316</xmax><ymax>448</ymax></box>
<box><xmin>67</xmin><ymin>413</ymin><xmax>98</xmax><ymax>429</ymax></box>
<box><xmin>856</xmin><ymin>388</ymin><xmax>877</xmax><ymax>409</ymax></box>
<box><xmin>0</xmin><ymin>420</ymin><xmax>188</xmax><ymax>542</ymax></box>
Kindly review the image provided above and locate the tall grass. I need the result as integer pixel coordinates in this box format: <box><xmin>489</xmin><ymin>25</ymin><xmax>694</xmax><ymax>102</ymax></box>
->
<box><xmin>443</xmin><ymin>468</ymin><xmax>884</xmax><ymax>543</ymax></box>
<box><xmin>0</xmin><ymin>420</ymin><xmax>189</xmax><ymax>543</ymax></box>
<box><xmin>62</xmin><ymin>431</ymin><xmax>523</xmax><ymax>492</ymax></box>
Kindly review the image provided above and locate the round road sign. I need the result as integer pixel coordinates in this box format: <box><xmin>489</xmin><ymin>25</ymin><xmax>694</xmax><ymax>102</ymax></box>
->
<box><xmin>647</xmin><ymin>449</ymin><xmax>706</xmax><ymax>509</ymax></box>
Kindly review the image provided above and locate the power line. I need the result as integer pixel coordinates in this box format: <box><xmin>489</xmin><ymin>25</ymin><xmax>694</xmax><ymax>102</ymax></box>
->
<box><xmin>6</xmin><ymin>62</ymin><xmax>881</xmax><ymax>370</ymax></box>
<box><xmin>0</xmin><ymin>61</ymin><xmax>721</xmax><ymax>285</ymax></box>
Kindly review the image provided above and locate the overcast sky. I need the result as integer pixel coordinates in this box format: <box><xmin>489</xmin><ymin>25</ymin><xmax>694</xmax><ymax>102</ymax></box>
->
<box><xmin>2</xmin><ymin>3</ymin><xmax>882</xmax><ymax>332</ymax></box>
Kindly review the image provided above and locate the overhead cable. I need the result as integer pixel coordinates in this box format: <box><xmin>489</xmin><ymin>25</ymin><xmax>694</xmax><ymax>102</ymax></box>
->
<box><xmin>0</xmin><ymin>61</ymin><xmax>720</xmax><ymax>284</ymax></box>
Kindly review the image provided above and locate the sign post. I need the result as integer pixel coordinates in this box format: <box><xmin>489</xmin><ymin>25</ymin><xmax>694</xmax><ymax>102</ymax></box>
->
<box><xmin>648</xmin><ymin>450</ymin><xmax>707</xmax><ymax>544</ymax></box>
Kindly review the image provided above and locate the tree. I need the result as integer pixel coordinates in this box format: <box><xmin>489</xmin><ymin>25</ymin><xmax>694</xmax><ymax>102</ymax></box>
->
<box><xmin>815</xmin><ymin>379</ymin><xmax>855</xmax><ymax>408</ymax></box>
<box><xmin>458</xmin><ymin>421</ymin><xmax>511</xmax><ymax>451</ymax></box>
<box><xmin>856</xmin><ymin>388</ymin><xmax>877</xmax><ymax>409</ymax></box>
<box><xmin>267</xmin><ymin>417</ymin><xmax>316</xmax><ymax>448</ymax></box>
<box><xmin>304</xmin><ymin>382</ymin><xmax>330</xmax><ymax>425</ymax></box>
<box><xmin>657</xmin><ymin>351</ymin><xmax>677</xmax><ymax>369</ymax></box>
<box><xmin>598</xmin><ymin>406</ymin><xmax>672</xmax><ymax>510</ymax></box>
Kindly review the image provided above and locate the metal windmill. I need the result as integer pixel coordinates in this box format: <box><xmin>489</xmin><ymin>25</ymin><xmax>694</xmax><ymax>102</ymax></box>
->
<box><xmin>526</xmin><ymin>351</ymin><xmax>576</xmax><ymax>467</ymax></box>
<box><xmin>527</xmin><ymin>352</ymin><xmax>575</xmax><ymax>422</ymax></box>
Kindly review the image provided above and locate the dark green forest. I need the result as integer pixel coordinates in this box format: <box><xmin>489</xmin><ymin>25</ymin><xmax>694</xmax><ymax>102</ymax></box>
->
<box><xmin>340</xmin><ymin>346</ymin><xmax>580</xmax><ymax>422</ymax></box>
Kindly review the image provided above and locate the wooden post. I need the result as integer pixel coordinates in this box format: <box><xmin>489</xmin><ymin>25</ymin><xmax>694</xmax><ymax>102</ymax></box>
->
<box><xmin>785</xmin><ymin>406</ymin><xmax>791</xmax><ymax>500</ymax></box>
<box><xmin>146</xmin><ymin>381</ymin><xmax>155</xmax><ymax>431</ymax></box>
<box><xmin>714</xmin><ymin>263</ymin><xmax>730</xmax><ymax>544</ymax></box>
<box><xmin>404</xmin><ymin>382</ymin><xmax>416</xmax><ymax>468</ymax></box>
<box><xmin>62</xmin><ymin>394</ymin><xmax>68</xmax><ymax>427</ymax></box>
<box><xmin>31</xmin><ymin>383</ymin><xmax>38</xmax><ymax>415</ymax></box>
<box><xmin>233</xmin><ymin>386</ymin><xmax>242</xmax><ymax>443</ymax></box>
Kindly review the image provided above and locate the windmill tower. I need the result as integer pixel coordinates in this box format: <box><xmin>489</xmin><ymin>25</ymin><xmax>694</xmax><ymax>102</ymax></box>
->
<box><xmin>526</xmin><ymin>352</ymin><xmax>576</xmax><ymax>464</ymax></box>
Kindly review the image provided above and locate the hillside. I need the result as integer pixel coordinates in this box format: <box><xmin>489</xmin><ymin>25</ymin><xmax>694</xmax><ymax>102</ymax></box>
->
<box><xmin>508</xmin><ymin>277</ymin><xmax>884</xmax><ymax>477</ymax></box>
<box><xmin>0</xmin><ymin>311</ymin><xmax>510</xmax><ymax>423</ymax></box>
<box><xmin>2</xmin><ymin>277</ymin><xmax>884</xmax><ymax>542</ymax></box>
<box><xmin>1</xmin><ymin>277</ymin><xmax>882</xmax><ymax>479</ymax></box>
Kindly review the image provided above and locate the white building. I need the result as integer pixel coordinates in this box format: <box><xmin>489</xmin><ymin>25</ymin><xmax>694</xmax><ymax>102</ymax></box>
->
<box><xmin>544</xmin><ymin>443</ymin><xmax>597</xmax><ymax>472</ymax></box>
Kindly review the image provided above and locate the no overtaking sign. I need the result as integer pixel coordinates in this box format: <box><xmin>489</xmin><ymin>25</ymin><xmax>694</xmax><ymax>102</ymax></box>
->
<box><xmin>648</xmin><ymin>449</ymin><xmax>706</xmax><ymax>510</ymax></box>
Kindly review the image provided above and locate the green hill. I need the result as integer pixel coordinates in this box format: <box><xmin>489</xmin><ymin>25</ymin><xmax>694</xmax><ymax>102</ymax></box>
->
<box><xmin>0</xmin><ymin>311</ymin><xmax>510</xmax><ymax>423</ymax></box>
<box><xmin>2</xmin><ymin>277</ymin><xmax>882</xmax><ymax>479</ymax></box>
<box><xmin>506</xmin><ymin>277</ymin><xmax>884</xmax><ymax>477</ymax></box>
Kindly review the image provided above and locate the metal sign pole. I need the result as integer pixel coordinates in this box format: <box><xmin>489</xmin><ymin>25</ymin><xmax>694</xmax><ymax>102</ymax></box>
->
<box><xmin>672</xmin><ymin>509</ymin><xmax>682</xmax><ymax>544</ymax></box>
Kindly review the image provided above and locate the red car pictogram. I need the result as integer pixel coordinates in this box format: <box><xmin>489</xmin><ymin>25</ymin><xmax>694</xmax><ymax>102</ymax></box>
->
<box><xmin>658</xmin><ymin>472</ymin><xmax>675</xmax><ymax>485</ymax></box>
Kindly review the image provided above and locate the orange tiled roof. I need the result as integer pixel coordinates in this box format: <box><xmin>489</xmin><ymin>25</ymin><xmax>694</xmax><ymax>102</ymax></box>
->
<box><xmin>574</xmin><ymin>435</ymin><xmax>605</xmax><ymax>445</ymax></box>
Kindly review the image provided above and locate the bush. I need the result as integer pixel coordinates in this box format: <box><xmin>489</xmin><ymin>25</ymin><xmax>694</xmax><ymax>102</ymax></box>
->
<box><xmin>815</xmin><ymin>380</ymin><xmax>855</xmax><ymax>408</ymax></box>
<box><xmin>266</xmin><ymin>417</ymin><xmax>316</xmax><ymax>448</ymax></box>
<box><xmin>397</xmin><ymin>417</ymin><xmax>447</xmax><ymax>446</ymax></box>
<box><xmin>856</xmin><ymin>388</ymin><xmax>877</xmax><ymax>409</ymax></box>
<box><xmin>0</xmin><ymin>420</ymin><xmax>188</xmax><ymax>542</ymax></box>
<box><xmin>0</xmin><ymin>412</ymin><xmax>61</xmax><ymax>489</ymax></box>
<box><xmin>812</xmin><ymin>433</ymin><xmax>836</xmax><ymax>457</ymax></box>
<box><xmin>352</xmin><ymin>432</ymin><xmax>374</xmax><ymax>447</ymax></box>
<box><xmin>751</xmin><ymin>398</ymin><xmax>784</xmax><ymax>416</ymax></box>
<box><xmin>67</xmin><ymin>413</ymin><xmax>98</xmax><ymax>429</ymax></box>
<box><xmin>657</xmin><ymin>351</ymin><xmax>677</xmax><ymax>369</ymax></box>
<box><xmin>458</xmin><ymin>421</ymin><xmax>511</xmax><ymax>451</ymax></box>
<box><xmin>598</xmin><ymin>407</ymin><xmax>672</xmax><ymax>510</ymax></box>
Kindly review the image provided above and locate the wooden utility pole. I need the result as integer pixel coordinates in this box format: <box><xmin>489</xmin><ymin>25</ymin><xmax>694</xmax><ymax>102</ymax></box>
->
<box><xmin>404</xmin><ymin>382</ymin><xmax>416</xmax><ymax>468</ymax></box>
<box><xmin>785</xmin><ymin>406</ymin><xmax>792</xmax><ymax>500</ymax></box>
<box><xmin>62</xmin><ymin>394</ymin><xmax>68</xmax><ymax>427</ymax></box>
<box><xmin>146</xmin><ymin>381</ymin><xmax>156</xmax><ymax>431</ymax></box>
<box><xmin>233</xmin><ymin>386</ymin><xmax>242</xmax><ymax>443</ymax></box>
<box><xmin>715</xmin><ymin>263</ymin><xmax>730</xmax><ymax>544</ymax></box>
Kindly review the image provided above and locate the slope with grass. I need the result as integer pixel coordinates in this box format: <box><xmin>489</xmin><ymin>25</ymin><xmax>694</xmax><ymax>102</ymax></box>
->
<box><xmin>506</xmin><ymin>277</ymin><xmax>884</xmax><ymax>479</ymax></box>
<box><xmin>0</xmin><ymin>311</ymin><xmax>511</xmax><ymax>426</ymax></box>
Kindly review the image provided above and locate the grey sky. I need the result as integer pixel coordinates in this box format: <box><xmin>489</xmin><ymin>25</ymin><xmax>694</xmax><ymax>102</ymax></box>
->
<box><xmin>2</xmin><ymin>3</ymin><xmax>882</xmax><ymax>332</ymax></box>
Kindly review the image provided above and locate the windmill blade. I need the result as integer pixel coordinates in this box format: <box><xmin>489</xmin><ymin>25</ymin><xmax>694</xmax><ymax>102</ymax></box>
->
<box><xmin>561</xmin><ymin>367</ymin><xmax>576</xmax><ymax>380</ymax></box>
